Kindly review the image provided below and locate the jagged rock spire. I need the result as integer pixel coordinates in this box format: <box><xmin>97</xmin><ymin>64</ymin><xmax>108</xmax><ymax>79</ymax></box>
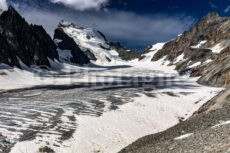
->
<box><xmin>0</xmin><ymin>6</ymin><xmax>59</xmax><ymax>67</ymax></box>
<box><xmin>203</xmin><ymin>12</ymin><xmax>220</xmax><ymax>20</ymax></box>
<box><xmin>198</xmin><ymin>12</ymin><xmax>221</xmax><ymax>24</ymax></box>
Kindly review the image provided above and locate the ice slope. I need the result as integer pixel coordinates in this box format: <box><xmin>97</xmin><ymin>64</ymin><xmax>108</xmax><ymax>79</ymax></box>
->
<box><xmin>57</xmin><ymin>21</ymin><xmax>122</xmax><ymax>65</ymax></box>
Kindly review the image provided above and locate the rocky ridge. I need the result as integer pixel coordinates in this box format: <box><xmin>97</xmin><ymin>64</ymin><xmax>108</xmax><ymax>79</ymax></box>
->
<box><xmin>0</xmin><ymin>6</ymin><xmax>59</xmax><ymax>68</ymax></box>
<box><xmin>140</xmin><ymin>12</ymin><xmax>230</xmax><ymax>87</ymax></box>
<box><xmin>109</xmin><ymin>42</ymin><xmax>142</xmax><ymax>61</ymax></box>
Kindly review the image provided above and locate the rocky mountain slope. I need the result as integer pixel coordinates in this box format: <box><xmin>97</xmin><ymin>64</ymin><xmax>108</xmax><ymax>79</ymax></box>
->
<box><xmin>109</xmin><ymin>42</ymin><xmax>142</xmax><ymax>61</ymax></box>
<box><xmin>0</xmin><ymin>6</ymin><xmax>59</xmax><ymax>68</ymax></box>
<box><xmin>54</xmin><ymin>22</ymin><xmax>90</xmax><ymax>65</ymax></box>
<box><xmin>139</xmin><ymin>12</ymin><xmax>230</xmax><ymax>87</ymax></box>
<box><xmin>198</xmin><ymin>46</ymin><xmax>230</xmax><ymax>87</ymax></box>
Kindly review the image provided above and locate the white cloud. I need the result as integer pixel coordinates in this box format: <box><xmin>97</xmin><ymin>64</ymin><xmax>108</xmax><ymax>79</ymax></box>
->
<box><xmin>50</xmin><ymin>0</ymin><xmax>108</xmax><ymax>11</ymax></box>
<box><xmin>17</xmin><ymin>7</ymin><xmax>194</xmax><ymax>48</ymax></box>
<box><xmin>225</xmin><ymin>6</ymin><xmax>230</xmax><ymax>13</ymax></box>
<box><xmin>0</xmin><ymin>0</ymin><xmax>7</xmax><ymax>10</ymax></box>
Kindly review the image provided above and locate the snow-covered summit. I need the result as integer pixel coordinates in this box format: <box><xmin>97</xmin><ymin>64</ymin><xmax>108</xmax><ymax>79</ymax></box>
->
<box><xmin>58</xmin><ymin>20</ymin><xmax>107</xmax><ymax>41</ymax></box>
<box><xmin>54</xmin><ymin>21</ymin><xmax>121</xmax><ymax>65</ymax></box>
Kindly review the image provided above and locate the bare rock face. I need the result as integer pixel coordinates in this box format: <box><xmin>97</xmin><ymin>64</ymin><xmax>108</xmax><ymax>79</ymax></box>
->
<box><xmin>109</xmin><ymin>42</ymin><xmax>141</xmax><ymax>61</ymax></box>
<box><xmin>152</xmin><ymin>12</ymin><xmax>223</xmax><ymax>62</ymax></box>
<box><xmin>0</xmin><ymin>6</ymin><xmax>59</xmax><ymax>68</ymax></box>
<box><xmin>198</xmin><ymin>47</ymin><xmax>230</xmax><ymax>87</ymax></box>
<box><xmin>54</xmin><ymin>26</ymin><xmax>90</xmax><ymax>65</ymax></box>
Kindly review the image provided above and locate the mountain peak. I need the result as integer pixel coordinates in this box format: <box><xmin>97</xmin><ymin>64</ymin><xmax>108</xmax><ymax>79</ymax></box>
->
<box><xmin>6</xmin><ymin>5</ymin><xmax>20</xmax><ymax>16</ymax></box>
<box><xmin>205</xmin><ymin>12</ymin><xmax>220</xmax><ymax>18</ymax></box>
<box><xmin>58</xmin><ymin>20</ymin><xmax>84</xmax><ymax>29</ymax></box>
<box><xmin>201</xmin><ymin>12</ymin><xmax>221</xmax><ymax>23</ymax></box>
<box><xmin>57</xmin><ymin>20</ymin><xmax>108</xmax><ymax>42</ymax></box>
<box><xmin>0</xmin><ymin>5</ymin><xmax>26</xmax><ymax>25</ymax></box>
<box><xmin>59</xmin><ymin>20</ymin><xmax>73</xmax><ymax>27</ymax></box>
<box><xmin>0</xmin><ymin>5</ymin><xmax>58</xmax><ymax>67</ymax></box>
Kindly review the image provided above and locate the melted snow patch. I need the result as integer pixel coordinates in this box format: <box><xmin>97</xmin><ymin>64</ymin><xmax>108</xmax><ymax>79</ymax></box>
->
<box><xmin>212</xmin><ymin>120</ymin><xmax>230</xmax><ymax>128</ymax></box>
<box><xmin>210</xmin><ymin>43</ymin><xmax>225</xmax><ymax>54</ymax></box>
<box><xmin>149</xmin><ymin>42</ymin><xmax>165</xmax><ymax>51</ymax></box>
<box><xmin>188</xmin><ymin>62</ymin><xmax>201</xmax><ymax>68</ymax></box>
<box><xmin>139</xmin><ymin>42</ymin><xmax>165</xmax><ymax>63</ymax></box>
<box><xmin>205</xmin><ymin>59</ymin><xmax>213</xmax><ymax>64</ymax></box>
<box><xmin>174</xmin><ymin>133</ymin><xmax>193</xmax><ymax>140</ymax></box>
<box><xmin>191</xmin><ymin>40</ymin><xmax>207</xmax><ymax>49</ymax></box>
<box><xmin>174</xmin><ymin>53</ymin><xmax>184</xmax><ymax>63</ymax></box>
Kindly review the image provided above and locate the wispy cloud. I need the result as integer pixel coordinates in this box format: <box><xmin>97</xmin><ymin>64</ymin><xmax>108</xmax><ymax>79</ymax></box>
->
<box><xmin>8</xmin><ymin>0</ymin><xmax>194</xmax><ymax>49</ymax></box>
<box><xmin>225</xmin><ymin>6</ymin><xmax>230</xmax><ymax>13</ymax></box>
<box><xmin>16</xmin><ymin>7</ymin><xmax>194</xmax><ymax>48</ymax></box>
<box><xmin>209</xmin><ymin>2</ymin><xmax>218</xmax><ymax>9</ymax></box>
<box><xmin>50</xmin><ymin>0</ymin><xmax>109</xmax><ymax>11</ymax></box>
<box><xmin>0</xmin><ymin>0</ymin><xmax>7</xmax><ymax>10</ymax></box>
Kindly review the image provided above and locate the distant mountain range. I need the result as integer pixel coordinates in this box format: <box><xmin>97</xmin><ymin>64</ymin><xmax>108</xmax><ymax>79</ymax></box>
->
<box><xmin>1</xmin><ymin>6</ymin><xmax>230</xmax><ymax>87</ymax></box>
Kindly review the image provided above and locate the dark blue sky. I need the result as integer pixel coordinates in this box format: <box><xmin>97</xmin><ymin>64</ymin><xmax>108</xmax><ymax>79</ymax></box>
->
<box><xmin>6</xmin><ymin>0</ymin><xmax>230</xmax><ymax>50</ymax></box>
<box><xmin>109</xmin><ymin>0</ymin><xmax>230</xmax><ymax>16</ymax></box>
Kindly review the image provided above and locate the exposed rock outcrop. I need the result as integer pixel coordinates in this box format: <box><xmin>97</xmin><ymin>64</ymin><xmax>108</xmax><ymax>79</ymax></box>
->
<box><xmin>146</xmin><ymin>12</ymin><xmax>230</xmax><ymax>86</ymax></box>
<box><xmin>198</xmin><ymin>47</ymin><xmax>230</xmax><ymax>86</ymax></box>
<box><xmin>109</xmin><ymin>42</ymin><xmax>141</xmax><ymax>61</ymax></box>
<box><xmin>152</xmin><ymin>12</ymin><xmax>223</xmax><ymax>62</ymax></box>
<box><xmin>54</xmin><ymin>25</ymin><xmax>90</xmax><ymax>65</ymax></box>
<box><xmin>0</xmin><ymin>6</ymin><xmax>59</xmax><ymax>68</ymax></box>
<box><xmin>54</xmin><ymin>21</ymin><xmax>116</xmax><ymax>64</ymax></box>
